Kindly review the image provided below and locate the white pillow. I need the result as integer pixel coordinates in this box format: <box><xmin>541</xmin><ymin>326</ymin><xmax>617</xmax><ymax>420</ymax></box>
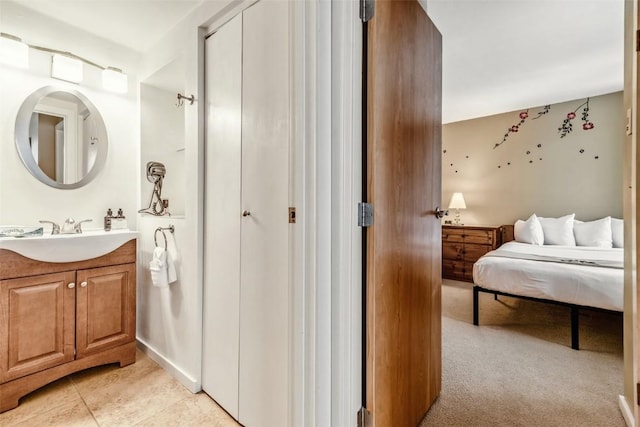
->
<box><xmin>611</xmin><ymin>218</ymin><xmax>624</xmax><ymax>248</ymax></box>
<box><xmin>573</xmin><ymin>217</ymin><xmax>612</xmax><ymax>248</ymax></box>
<box><xmin>514</xmin><ymin>214</ymin><xmax>544</xmax><ymax>245</ymax></box>
<box><xmin>538</xmin><ymin>214</ymin><xmax>576</xmax><ymax>246</ymax></box>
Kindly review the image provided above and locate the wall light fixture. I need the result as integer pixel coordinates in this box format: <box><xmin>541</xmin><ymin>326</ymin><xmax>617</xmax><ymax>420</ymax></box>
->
<box><xmin>0</xmin><ymin>32</ymin><xmax>128</xmax><ymax>94</ymax></box>
<box><xmin>0</xmin><ymin>33</ymin><xmax>29</xmax><ymax>68</ymax></box>
<box><xmin>51</xmin><ymin>53</ymin><xmax>83</xmax><ymax>83</ymax></box>
<box><xmin>102</xmin><ymin>67</ymin><xmax>128</xmax><ymax>94</ymax></box>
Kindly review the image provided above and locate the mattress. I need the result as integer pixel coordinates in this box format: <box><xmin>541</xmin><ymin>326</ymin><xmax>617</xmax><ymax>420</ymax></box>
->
<box><xmin>472</xmin><ymin>241</ymin><xmax>623</xmax><ymax>312</ymax></box>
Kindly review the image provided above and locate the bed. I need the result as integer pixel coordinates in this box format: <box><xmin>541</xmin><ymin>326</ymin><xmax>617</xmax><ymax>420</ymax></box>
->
<box><xmin>472</xmin><ymin>224</ymin><xmax>623</xmax><ymax>350</ymax></box>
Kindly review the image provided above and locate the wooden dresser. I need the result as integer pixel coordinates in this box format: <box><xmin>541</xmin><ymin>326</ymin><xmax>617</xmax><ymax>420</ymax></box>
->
<box><xmin>442</xmin><ymin>225</ymin><xmax>501</xmax><ymax>282</ymax></box>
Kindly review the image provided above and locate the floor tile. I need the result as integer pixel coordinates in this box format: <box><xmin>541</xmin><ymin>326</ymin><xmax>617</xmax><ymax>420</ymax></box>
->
<box><xmin>78</xmin><ymin>363</ymin><xmax>193</xmax><ymax>426</ymax></box>
<box><xmin>1</xmin><ymin>350</ymin><xmax>240</xmax><ymax>427</ymax></box>
<box><xmin>134</xmin><ymin>392</ymin><xmax>239</xmax><ymax>427</ymax></box>
<box><xmin>0</xmin><ymin>378</ymin><xmax>95</xmax><ymax>427</ymax></box>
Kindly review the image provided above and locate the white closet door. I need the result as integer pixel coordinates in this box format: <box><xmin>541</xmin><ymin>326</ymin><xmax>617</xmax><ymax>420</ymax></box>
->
<box><xmin>239</xmin><ymin>1</ymin><xmax>290</xmax><ymax>426</ymax></box>
<box><xmin>202</xmin><ymin>12</ymin><xmax>243</xmax><ymax>419</ymax></box>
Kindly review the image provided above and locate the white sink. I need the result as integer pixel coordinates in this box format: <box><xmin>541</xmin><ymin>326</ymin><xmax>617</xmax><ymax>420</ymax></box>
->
<box><xmin>0</xmin><ymin>229</ymin><xmax>138</xmax><ymax>263</ymax></box>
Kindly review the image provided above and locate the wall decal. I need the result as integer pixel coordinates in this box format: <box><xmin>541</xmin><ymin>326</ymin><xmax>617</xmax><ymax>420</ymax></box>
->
<box><xmin>532</xmin><ymin>105</ymin><xmax>551</xmax><ymax>119</ymax></box>
<box><xmin>493</xmin><ymin>105</ymin><xmax>552</xmax><ymax>149</ymax></box>
<box><xmin>558</xmin><ymin>98</ymin><xmax>595</xmax><ymax>138</ymax></box>
<box><xmin>494</xmin><ymin>109</ymin><xmax>529</xmax><ymax>149</ymax></box>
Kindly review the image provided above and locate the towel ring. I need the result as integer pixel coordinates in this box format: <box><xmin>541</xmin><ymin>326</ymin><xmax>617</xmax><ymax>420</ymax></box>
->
<box><xmin>154</xmin><ymin>225</ymin><xmax>175</xmax><ymax>250</ymax></box>
<box><xmin>154</xmin><ymin>229</ymin><xmax>167</xmax><ymax>250</ymax></box>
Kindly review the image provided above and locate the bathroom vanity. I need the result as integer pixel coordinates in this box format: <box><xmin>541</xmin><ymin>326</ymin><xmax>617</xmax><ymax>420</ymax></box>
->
<box><xmin>0</xmin><ymin>232</ymin><xmax>137</xmax><ymax>413</ymax></box>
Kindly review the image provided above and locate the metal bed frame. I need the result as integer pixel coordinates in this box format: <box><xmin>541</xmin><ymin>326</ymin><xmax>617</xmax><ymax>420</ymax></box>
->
<box><xmin>472</xmin><ymin>285</ymin><xmax>620</xmax><ymax>350</ymax></box>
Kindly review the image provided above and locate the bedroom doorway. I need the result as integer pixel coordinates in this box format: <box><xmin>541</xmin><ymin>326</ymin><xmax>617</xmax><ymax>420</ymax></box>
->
<box><xmin>428</xmin><ymin>0</ymin><xmax>632</xmax><ymax>425</ymax></box>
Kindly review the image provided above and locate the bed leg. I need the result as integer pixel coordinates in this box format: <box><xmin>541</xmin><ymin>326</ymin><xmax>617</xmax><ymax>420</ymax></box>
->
<box><xmin>473</xmin><ymin>286</ymin><xmax>479</xmax><ymax>326</ymax></box>
<box><xmin>571</xmin><ymin>306</ymin><xmax>579</xmax><ymax>350</ymax></box>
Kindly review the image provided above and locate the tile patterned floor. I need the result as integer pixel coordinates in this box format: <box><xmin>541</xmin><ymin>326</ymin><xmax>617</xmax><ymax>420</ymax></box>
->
<box><xmin>0</xmin><ymin>349</ymin><xmax>240</xmax><ymax>427</ymax></box>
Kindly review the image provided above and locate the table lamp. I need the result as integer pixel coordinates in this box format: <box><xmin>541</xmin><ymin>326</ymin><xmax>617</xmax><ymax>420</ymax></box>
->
<box><xmin>448</xmin><ymin>192</ymin><xmax>466</xmax><ymax>225</ymax></box>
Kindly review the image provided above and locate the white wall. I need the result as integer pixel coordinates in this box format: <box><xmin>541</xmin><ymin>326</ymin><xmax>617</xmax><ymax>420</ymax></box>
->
<box><xmin>442</xmin><ymin>92</ymin><xmax>624</xmax><ymax>226</ymax></box>
<box><xmin>0</xmin><ymin>2</ymin><xmax>139</xmax><ymax>231</ymax></box>
<box><xmin>140</xmin><ymin>84</ymin><xmax>186</xmax><ymax>216</ymax></box>
<box><xmin>136</xmin><ymin>216</ymin><xmax>198</xmax><ymax>390</ymax></box>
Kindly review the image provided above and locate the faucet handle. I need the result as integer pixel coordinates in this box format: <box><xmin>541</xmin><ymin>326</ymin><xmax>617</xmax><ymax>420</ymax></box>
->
<box><xmin>39</xmin><ymin>220</ymin><xmax>60</xmax><ymax>235</ymax></box>
<box><xmin>74</xmin><ymin>219</ymin><xmax>93</xmax><ymax>234</ymax></box>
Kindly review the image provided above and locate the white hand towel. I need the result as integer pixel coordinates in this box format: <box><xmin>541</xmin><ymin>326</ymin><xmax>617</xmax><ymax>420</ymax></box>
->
<box><xmin>150</xmin><ymin>247</ymin><xmax>169</xmax><ymax>287</ymax></box>
<box><xmin>167</xmin><ymin>250</ymin><xmax>177</xmax><ymax>284</ymax></box>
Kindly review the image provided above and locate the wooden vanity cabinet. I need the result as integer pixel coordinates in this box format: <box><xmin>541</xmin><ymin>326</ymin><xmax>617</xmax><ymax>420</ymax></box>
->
<box><xmin>0</xmin><ymin>240</ymin><xmax>136</xmax><ymax>413</ymax></box>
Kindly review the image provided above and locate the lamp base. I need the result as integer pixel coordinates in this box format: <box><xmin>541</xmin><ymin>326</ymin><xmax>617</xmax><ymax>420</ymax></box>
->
<box><xmin>453</xmin><ymin>209</ymin><xmax>462</xmax><ymax>225</ymax></box>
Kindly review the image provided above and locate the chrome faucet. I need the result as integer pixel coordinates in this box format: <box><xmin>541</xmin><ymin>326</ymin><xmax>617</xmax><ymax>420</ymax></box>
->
<box><xmin>39</xmin><ymin>220</ymin><xmax>60</xmax><ymax>235</ymax></box>
<box><xmin>39</xmin><ymin>218</ymin><xmax>93</xmax><ymax>235</ymax></box>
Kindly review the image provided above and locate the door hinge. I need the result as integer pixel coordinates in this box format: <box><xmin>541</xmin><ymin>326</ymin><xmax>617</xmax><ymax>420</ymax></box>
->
<box><xmin>360</xmin><ymin>0</ymin><xmax>374</xmax><ymax>22</ymax></box>
<box><xmin>637</xmin><ymin>383</ymin><xmax>640</xmax><ymax>406</ymax></box>
<box><xmin>357</xmin><ymin>407</ymin><xmax>371</xmax><ymax>427</ymax></box>
<box><xmin>288</xmin><ymin>207</ymin><xmax>296</xmax><ymax>224</ymax></box>
<box><xmin>358</xmin><ymin>202</ymin><xmax>373</xmax><ymax>227</ymax></box>
<box><xmin>637</xmin><ymin>30</ymin><xmax>640</xmax><ymax>52</ymax></box>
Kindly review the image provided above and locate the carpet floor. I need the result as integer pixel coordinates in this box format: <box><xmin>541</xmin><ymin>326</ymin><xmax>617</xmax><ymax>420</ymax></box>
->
<box><xmin>420</xmin><ymin>280</ymin><xmax>625</xmax><ymax>427</ymax></box>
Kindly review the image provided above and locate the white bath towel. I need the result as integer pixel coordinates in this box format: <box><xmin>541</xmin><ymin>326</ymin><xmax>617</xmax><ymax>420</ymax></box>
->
<box><xmin>167</xmin><ymin>249</ymin><xmax>177</xmax><ymax>284</ymax></box>
<box><xmin>150</xmin><ymin>247</ymin><xmax>169</xmax><ymax>287</ymax></box>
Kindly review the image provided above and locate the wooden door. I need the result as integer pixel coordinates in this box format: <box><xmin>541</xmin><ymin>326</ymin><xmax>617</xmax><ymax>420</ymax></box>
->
<box><xmin>76</xmin><ymin>263</ymin><xmax>136</xmax><ymax>358</ymax></box>
<box><xmin>0</xmin><ymin>271</ymin><xmax>75</xmax><ymax>382</ymax></box>
<box><xmin>238</xmin><ymin>1</ymin><xmax>290</xmax><ymax>426</ymax></box>
<box><xmin>365</xmin><ymin>1</ymin><xmax>443</xmax><ymax>426</ymax></box>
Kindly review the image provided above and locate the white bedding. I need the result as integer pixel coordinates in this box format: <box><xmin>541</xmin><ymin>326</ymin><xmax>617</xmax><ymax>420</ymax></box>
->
<box><xmin>472</xmin><ymin>241</ymin><xmax>623</xmax><ymax>312</ymax></box>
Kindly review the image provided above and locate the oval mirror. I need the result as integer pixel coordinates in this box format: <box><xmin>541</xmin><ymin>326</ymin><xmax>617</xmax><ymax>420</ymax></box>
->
<box><xmin>15</xmin><ymin>86</ymin><xmax>108</xmax><ymax>189</ymax></box>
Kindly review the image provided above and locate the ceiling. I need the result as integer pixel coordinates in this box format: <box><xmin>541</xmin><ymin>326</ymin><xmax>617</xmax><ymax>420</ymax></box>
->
<box><xmin>427</xmin><ymin>0</ymin><xmax>624</xmax><ymax>123</ymax></box>
<box><xmin>4</xmin><ymin>0</ymin><xmax>204</xmax><ymax>54</ymax></box>
<box><xmin>4</xmin><ymin>0</ymin><xmax>625</xmax><ymax>123</ymax></box>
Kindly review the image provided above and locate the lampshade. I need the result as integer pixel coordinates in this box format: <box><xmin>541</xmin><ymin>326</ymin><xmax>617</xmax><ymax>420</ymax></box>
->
<box><xmin>448</xmin><ymin>192</ymin><xmax>466</xmax><ymax>209</ymax></box>
<box><xmin>0</xmin><ymin>34</ymin><xmax>28</xmax><ymax>68</ymax></box>
<box><xmin>102</xmin><ymin>67</ymin><xmax>128</xmax><ymax>93</ymax></box>
<box><xmin>51</xmin><ymin>54</ymin><xmax>83</xmax><ymax>83</ymax></box>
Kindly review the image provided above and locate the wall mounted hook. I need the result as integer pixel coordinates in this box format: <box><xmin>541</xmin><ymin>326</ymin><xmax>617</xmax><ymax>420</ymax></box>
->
<box><xmin>176</xmin><ymin>93</ymin><xmax>195</xmax><ymax>107</ymax></box>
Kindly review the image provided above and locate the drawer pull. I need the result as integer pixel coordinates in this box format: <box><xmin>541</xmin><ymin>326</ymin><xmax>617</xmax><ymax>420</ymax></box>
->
<box><xmin>68</xmin><ymin>283</ymin><xmax>75</xmax><ymax>289</ymax></box>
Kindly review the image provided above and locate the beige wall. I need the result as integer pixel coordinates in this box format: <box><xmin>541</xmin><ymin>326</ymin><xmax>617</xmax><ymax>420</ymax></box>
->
<box><xmin>442</xmin><ymin>92</ymin><xmax>624</xmax><ymax>226</ymax></box>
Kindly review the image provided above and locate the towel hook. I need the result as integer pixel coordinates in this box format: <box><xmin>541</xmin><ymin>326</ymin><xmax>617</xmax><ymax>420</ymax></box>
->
<box><xmin>154</xmin><ymin>225</ymin><xmax>175</xmax><ymax>250</ymax></box>
<box><xmin>176</xmin><ymin>93</ymin><xmax>195</xmax><ymax>107</ymax></box>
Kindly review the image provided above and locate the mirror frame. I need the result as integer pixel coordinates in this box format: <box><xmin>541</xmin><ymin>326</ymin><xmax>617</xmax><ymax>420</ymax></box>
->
<box><xmin>15</xmin><ymin>86</ymin><xmax>108</xmax><ymax>189</ymax></box>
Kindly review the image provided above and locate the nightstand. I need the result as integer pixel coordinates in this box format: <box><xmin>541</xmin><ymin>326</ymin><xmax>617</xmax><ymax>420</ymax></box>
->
<box><xmin>442</xmin><ymin>225</ymin><xmax>502</xmax><ymax>282</ymax></box>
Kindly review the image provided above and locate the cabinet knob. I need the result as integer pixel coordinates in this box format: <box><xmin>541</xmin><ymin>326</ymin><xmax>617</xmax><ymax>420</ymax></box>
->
<box><xmin>242</xmin><ymin>210</ymin><xmax>251</xmax><ymax>217</ymax></box>
<box><xmin>80</xmin><ymin>281</ymin><xmax>88</xmax><ymax>288</ymax></box>
<box><xmin>68</xmin><ymin>283</ymin><xmax>75</xmax><ymax>289</ymax></box>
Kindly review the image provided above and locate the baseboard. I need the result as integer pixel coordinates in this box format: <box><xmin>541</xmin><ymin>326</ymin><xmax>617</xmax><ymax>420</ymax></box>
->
<box><xmin>136</xmin><ymin>338</ymin><xmax>201</xmax><ymax>393</ymax></box>
<box><xmin>618</xmin><ymin>394</ymin><xmax>634</xmax><ymax>427</ymax></box>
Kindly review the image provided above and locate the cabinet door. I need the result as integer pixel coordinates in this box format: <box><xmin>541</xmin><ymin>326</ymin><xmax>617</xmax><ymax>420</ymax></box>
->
<box><xmin>0</xmin><ymin>271</ymin><xmax>75</xmax><ymax>383</ymax></box>
<box><xmin>76</xmin><ymin>263</ymin><xmax>135</xmax><ymax>358</ymax></box>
